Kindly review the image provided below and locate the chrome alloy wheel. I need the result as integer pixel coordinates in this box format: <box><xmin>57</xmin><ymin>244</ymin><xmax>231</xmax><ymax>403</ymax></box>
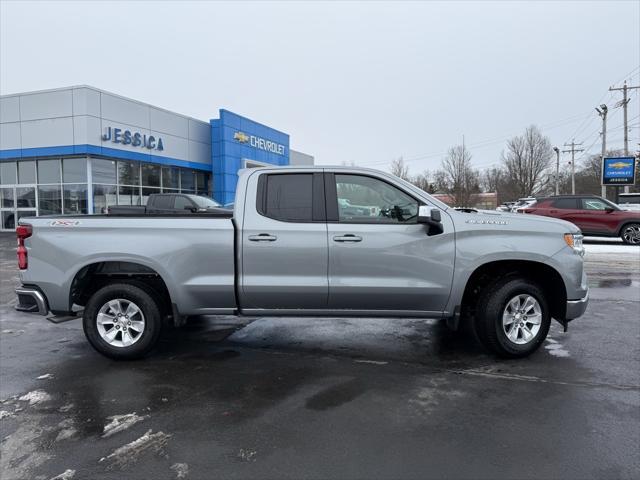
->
<box><xmin>622</xmin><ymin>225</ymin><xmax>640</xmax><ymax>245</ymax></box>
<box><xmin>502</xmin><ymin>294</ymin><xmax>542</xmax><ymax>345</ymax></box>
<box><xmin>96</xmin><ymin>299</ymin><xmax>145</xmax><ymax>348</ymax></box>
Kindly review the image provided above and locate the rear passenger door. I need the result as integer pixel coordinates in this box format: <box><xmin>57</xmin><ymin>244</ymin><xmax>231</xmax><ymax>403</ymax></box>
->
<box><xmin>241</xmin><ymin>172</ymin><xmax>329</xmax><ymax>309</ymax></box>
<box><xmin>547</xmin><ymin>198</ymin><xmax>581</xmax><ymax>227</ymax></box>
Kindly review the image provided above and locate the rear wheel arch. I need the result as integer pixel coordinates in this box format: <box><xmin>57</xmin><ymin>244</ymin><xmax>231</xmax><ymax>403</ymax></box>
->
<box><xmin>70</xmin><ymin>261</ymin><xmax>174</xmax><ymax>321</ymax></box>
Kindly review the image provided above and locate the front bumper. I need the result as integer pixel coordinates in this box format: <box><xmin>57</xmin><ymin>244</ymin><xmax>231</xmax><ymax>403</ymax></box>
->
<box><xmin>565</xmin><ymin>289</ymin><xmax>589</xmax><ymax>320</ymax></box>
<box><xmin>15</xmin><ymin>286</ymin><xmax>49</xmax><ymax>316</ymax></box>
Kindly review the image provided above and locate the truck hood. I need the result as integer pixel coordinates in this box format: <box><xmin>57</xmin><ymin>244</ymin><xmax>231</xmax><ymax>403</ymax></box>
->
<box><xmin>452</xmin><ymin>209</ymin><xmax>581</xmax><ymax>234</ymax></box>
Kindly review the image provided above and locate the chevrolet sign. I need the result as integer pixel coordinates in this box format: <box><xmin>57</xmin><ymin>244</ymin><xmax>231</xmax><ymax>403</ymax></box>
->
<box><xmin>234</xmin><ymin>131</ymin><xmax>285</xmax><ymax>156</ymax></box>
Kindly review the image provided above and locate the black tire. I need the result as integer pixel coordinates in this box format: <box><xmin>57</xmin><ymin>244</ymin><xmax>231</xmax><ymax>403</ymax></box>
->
<box><xmin>620</xmin><ymin>223</ymin><xmax>640</xmax><ymax>245</ymax></box>
<box><xmin>83</xmin><ymin>283</ymin><xmax>163</xmax><ymax>360</ymax></box>
<box><xmin>474</xmin><ymin>276</ymin><xmax>551</xmax><ymax>358</ymax></box>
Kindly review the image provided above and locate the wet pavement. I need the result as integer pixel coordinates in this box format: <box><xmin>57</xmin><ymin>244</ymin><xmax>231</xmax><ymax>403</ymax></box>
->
<box><xmin>0</xmin><ymin>232</ymin><xmax>639</xmax><ymax>479</ymax></box>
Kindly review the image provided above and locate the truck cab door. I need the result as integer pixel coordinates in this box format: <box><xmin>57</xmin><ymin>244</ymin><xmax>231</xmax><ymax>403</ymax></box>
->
<box><xmin>324</xmin><ymin>173</ymin><xmax>455</xmax><ymax>314</ymax></box>
<box><xmin>240</xmin><ymin>172</ymin><xmax>328</xmax><ymax>310</ymax></box>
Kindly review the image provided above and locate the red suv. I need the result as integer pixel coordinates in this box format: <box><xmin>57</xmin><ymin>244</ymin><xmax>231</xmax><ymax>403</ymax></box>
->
<box><xmin>523</xmin><ymin>195</ymin><xmax>640</xmax><ymax>245</ymax></box>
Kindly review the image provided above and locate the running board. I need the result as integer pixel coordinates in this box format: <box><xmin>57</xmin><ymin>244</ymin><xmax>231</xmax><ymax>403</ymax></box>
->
<box><xmin>47</xmin><ymin>313</ymin><xmax>82</xmax><ymax>324</ymax></box>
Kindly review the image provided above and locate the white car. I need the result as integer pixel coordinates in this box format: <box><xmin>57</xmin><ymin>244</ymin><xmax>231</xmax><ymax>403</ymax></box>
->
<box><xmin>617</xmin><ymin>193</ymin><xmax>640</xmax><ymax>212</ymax></box>
<box><xmin>511</xmin><ymin>198</ymin><xmax>537</xmax><ymax>213</ymax></box>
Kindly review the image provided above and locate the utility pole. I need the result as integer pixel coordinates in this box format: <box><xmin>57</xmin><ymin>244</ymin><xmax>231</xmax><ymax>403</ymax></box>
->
<box><xmin>553</xmin><ymin>147</ymin><xmax>560</xmax><ymax>195</ymax></box>
<box><xmin>596</xmin><ymin>104</ymin><xmax>608</xmax><ymax>198</ymax></box>
<box><xmin>563</xmin><ymin>140</ymin><xmax>584</xmax><ymax>195</ymax></box>
<box><xmin>609</xmin><ymin>81</ymin><xmax>640</xmax><ymax>193</ymax></box>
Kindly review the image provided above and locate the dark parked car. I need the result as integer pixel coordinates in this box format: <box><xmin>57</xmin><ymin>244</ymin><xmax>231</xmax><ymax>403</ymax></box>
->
<box><xmin>107</xmin><ymin>193</ymin><xmax>222</xmax><ymax>215</ymax></box>
<box><xmin>523</xmin><ymin>195</ymin><xmax>640</xmax><ymax>245</ymax></box>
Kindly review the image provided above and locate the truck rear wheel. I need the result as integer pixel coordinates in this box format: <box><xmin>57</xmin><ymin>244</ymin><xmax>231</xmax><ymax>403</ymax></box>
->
<box><xmin>474</xmin><ymin>276</ymin><xmax>551</xmax><ymax>358</ymax></box>
<box><xmin>83</xmin><ymin>283</ymin><xmax>162</xmax><ymax>360</ymax></box>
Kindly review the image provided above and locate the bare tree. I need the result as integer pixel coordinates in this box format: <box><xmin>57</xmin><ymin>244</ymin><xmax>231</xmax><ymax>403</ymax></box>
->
<box><xmin>412</xmin><ymin>170</ymin><xmax>431</xmax><ymax>192</ymax></box>
<box><xmin>501</xmin><ymin>125</ymin><xmax>553</xmax><ymax>197</ymax></box>
<box><xmin>441</xmin><ymin>144</ymin><xmax>477</xmax><ymax>207</ymax></box>
<box><xmin>390</xmin><ymin>156</ymin><xmax>410</xmax><ymax>181</ymax></box>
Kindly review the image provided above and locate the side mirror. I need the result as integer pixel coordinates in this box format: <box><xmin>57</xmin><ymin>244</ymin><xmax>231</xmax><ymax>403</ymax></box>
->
<box><xmin>418</xmin><ymin>205</ymin><xmax>444</xmax><ymax>235</ymax></box>
<box><xmin>605</xmin><ymin>207</ymin><xmax>615</xmax><ymax>213</ymax></box>
<box><xmin>185</xmin><ymin>205</ymin><xmax>197</xmax><ymax>213</ymax></box>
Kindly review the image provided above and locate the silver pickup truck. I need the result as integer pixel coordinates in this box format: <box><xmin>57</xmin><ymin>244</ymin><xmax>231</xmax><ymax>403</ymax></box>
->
<box><xmin>14</xmin><ymin>166</ymin><xmax>589</xmax><ymax>360</ymax></box>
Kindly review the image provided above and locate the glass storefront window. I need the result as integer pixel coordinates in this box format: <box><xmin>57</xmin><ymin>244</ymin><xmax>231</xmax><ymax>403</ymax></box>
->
<box><xmin>38</xmin><ymin>159</ymin><xmax>61</xmax><ymax>184</ymax></box>
<box><xmin>38</xmin><ymin>185</ymin><xmax>62</xmax><ymax>215</ymax></box>
<box><xmin>16</xmin><ymin>187</ymin><xmax>36</xmax><ymax>208</ymax></box>
<box><xmin>17</xmin><ymin>161</ymin><xmax>36</xmax><ymax>184</ymax></box>
<box><xmin>63</xmin><ymin>158</ymin><xmax>87</xmax><ymax>183</ymax></box>
<box><xmin>92</xmin><ymin>159</ymin><xmax>117</xmax><ymax>184</ymax></box>
<box><xmin>142</xmin><ymin>164</ymin><xmax>161</xmax><ymax>187</ymax></box>
<box><xmin>1</xmin><ymin>187</ymin><xmax>15</xmax><ymax>208</ymax></box>
<box><xmin>93</xmin><ymin>184</ymin><xmax>117</xmax><ymax>213</ymax></box>
<box><xmin>118</xmin><ymin>186</ymin><xmax>140</xmax><ymax>205</ymax></box>
<box><xmin>162</xmin><ymin>166</ymin><xmax>180</xmax><ymax>190</ymax></box>
<box><xmin>141</xmin><ymin>187</ymin><xmax>161</xmax><ymax>205</ymax></box>
<box><xmin>1</xmin><ymin>211</ymin><xmax>15</xmax><ymax>230</ymax></box>
<box><xmin>180</xmin><ymin>169</ymin><xmax>195</xmax><ymax>191</ymax></box>
<box><xmin>17</xmin><ymin>210</ymin><xmax>37</xmax><ymax>222</ymax></box>
<box><xmin>1</xmin><ymin>162</ymin><xmax>17</xmax><ymax>185</ymax></box>
<box><xmin>118</xmin><ymin>161</ymin><xmax>140</xmax><ymax>186</ymax></box>
<box><xmin>63</xmin><ymin>184</ymin><xmax>88</xmax><ymax>214</ymax></box>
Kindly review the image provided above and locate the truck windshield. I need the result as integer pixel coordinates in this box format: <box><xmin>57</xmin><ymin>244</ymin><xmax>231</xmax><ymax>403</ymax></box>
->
<box><xmin>188</xmin><ymin>195</ymin><xmax>221</xmax><ymax>208</ymax></box>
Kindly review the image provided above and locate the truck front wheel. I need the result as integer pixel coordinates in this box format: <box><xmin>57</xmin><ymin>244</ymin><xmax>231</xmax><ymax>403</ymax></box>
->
<box><xmin>83</xmin><ymin>283</ymin><xmax>162</xmax><ymax>360</ymax></box>
<box><xmin>474</xmin><ymin>276</ymin><xmax>551</xmax><ymax>358</ymax></box>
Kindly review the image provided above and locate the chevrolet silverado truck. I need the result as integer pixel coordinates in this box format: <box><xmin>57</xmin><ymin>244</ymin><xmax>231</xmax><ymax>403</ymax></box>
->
<box><xmin>14</xmin><ymin>166</ymin><xmax>589</xmax><ymax>360</ymax></box>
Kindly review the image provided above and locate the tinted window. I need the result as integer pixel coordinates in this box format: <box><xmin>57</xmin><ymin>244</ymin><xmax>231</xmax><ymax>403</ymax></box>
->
<box><xmin>0</xmin><ymin>162</ymin><xmax>17</xmax><ymax>185</ymax></box>
<box><xmin>63</xmin><ymin>184</ymin><xmax>88</xmax><ymax>214</ymax></box>
<box><xmin>263</xmin><ymin>174</ymin><xmax>313</xmax><ymax>222</ymax></box>
<box><xmin>92</xmin><ymin>159</ymin><xmax>117</xmax><ymax>184</ymax></box>
<box><xmin>38</xmin><ymin>159</ymin><xmax>60</xmax><ymax>184</ymax></box>
<box><xmin>141</xmin><ymin>164</ymin><xmax>161</xmax><ymax>187</ymax></box>
<box><xmin>162</xmin><ymin>167</ymin><xmax>180</xmax><ymax>189</ymax></box>
<box><xmin>17</xmin><ymin>161</ymin><xmax>36</xmax><ymax>184</ymax></box>
<box><xmin>38</xmin><ymin>185</ymin><xmax>62</xmax><ymax>215</ymax></box>
<box><xmin>63</xmin><ymin>158</ymin><xmax>87</xmax><ymax>183</ymax></box>
<box><xmin>174</xmin><ymin>196</ymin><xmax>193</xmax><ymax>210</ymax></box>
<box><xmin>552</xmin><ymin>198</ymin><xmax>578</xmax><ymax>209</ymax></box>
<box><xmin>152</xmin><ymin>195</ymin><xmax>174</xmax><ymax>209</ymax></box>
<box><xmin>335</xmin><ymin>174</ymin><xmax>418</xmax><ymax>223</ymax></box>
<box><xmin>118</xmin><ymin>161</ymin><xmax>140</xmax><ymax>186</ymax></box>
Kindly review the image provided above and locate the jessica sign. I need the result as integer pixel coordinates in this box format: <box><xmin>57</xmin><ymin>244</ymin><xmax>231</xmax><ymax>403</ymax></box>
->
<box><xmin>102</xmin><ymin>126</ymin><xmax>164</xmax><ymax>151</ymax></box>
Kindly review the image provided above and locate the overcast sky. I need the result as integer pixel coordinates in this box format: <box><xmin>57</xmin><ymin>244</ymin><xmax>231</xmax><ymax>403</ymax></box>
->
<box><xmin>1</xmin><ymin>1</ymin><xmax>639</xmax><ymax>175</ymax></box>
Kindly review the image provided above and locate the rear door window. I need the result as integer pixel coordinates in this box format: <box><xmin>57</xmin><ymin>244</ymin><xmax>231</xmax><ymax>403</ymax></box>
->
<box><xmin>552</xmin><ymin>198</ymin><xmax>578</xmax><ymax>209</ymax></box>
<box><xmin>174</xmin><ymin>196</ymin><xmax>193</xmax><ymax>210</ymax></box>
<box><xmin>152</xmin><ymin>195</ymin><xmax>173</xmax><ymax>209</ymax></box>
<box><xmin>260</xmin><ymin>174</ymin><xmax>314</xmax><ymax>222</ymax></box>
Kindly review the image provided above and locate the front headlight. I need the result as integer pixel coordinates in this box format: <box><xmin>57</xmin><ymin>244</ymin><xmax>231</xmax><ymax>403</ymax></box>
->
<box><xmin>564</xmin><ymin>233</ymin><xmax>585</xmax><ymax>256</ymax></box>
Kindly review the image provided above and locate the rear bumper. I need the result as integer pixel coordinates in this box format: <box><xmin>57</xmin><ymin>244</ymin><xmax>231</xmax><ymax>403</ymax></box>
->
<box><xmin>565</xmin><ymin>289</ymin><xmax>589</xmax><ymax>320</ymax></box>
<box><xmin>15</xmin><ymin>286</ymin><xmax>49</xmax><ymax>316</ymax></box>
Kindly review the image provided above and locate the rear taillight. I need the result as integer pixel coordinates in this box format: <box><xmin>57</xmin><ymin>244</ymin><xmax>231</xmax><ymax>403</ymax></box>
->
<box><xmin>16</xmin><ymin>224</ymin><xmax>32</xmax><ymax>270</ymax></box>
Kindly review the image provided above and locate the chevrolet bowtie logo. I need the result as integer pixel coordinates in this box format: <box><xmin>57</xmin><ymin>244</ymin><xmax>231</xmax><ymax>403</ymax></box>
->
<box><xmin>234</xmin><ymin>132</ymin><xmax>250</xmax><ymax>143</ymax></box>
<box><xmin>609</xmin><ymin>161</ymin><xmax>632</xmax><ymax>169</ymax></box>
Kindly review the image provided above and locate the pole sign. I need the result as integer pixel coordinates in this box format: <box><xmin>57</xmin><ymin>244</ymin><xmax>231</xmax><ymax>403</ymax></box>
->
<box><xmin>602</xmin><ymin>156</ymin><xmax>636</xmax><ymax>186</ymax></box>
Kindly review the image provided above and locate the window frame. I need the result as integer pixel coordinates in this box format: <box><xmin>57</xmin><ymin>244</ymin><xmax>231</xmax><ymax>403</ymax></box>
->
<box><xmin>256</xmin><ymin>172</ymin><xmax>326</xmax><ymax>223</ymax></box>
<box><xmin>325</xmin><ymin>172</ymin><xmax>422</xmax><ymax>224</ymax></box>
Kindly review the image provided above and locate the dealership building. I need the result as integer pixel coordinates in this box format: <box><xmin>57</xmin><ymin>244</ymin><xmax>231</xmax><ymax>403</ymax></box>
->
<box><xmin>0</xmin><ymin>85</ymin><xmax>313</xmax><ymax>230</ymax></box>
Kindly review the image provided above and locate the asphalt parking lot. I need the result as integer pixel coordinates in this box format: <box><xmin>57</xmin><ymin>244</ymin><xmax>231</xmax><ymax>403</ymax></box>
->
<box><xmin>1</xmin><ymin>232</ymin><xmax>639</xmax><ymax>480</ymax></box>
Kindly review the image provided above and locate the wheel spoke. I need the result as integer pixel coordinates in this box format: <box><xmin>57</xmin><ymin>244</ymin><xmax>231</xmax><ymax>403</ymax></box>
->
<box><xmin>97</xmin><ymin>312</ymin><xmax>115</xmax><ymax>326</ymax></box>
<box><xmin>129</xmin><ymin>320</ymin><xmax>145</xmax><ymax>333</ymax></box>
<box><xmin>108</xmin><ymin>300</ymin><xmax>123</xmax><ymax>316</ymax></box>
<box><xmin>526</xmin><ymin>313</ymin><xmax>542</xmax><ymax>325</ymax></box>
<box><xmin>125</xmin><ymin>302</ymin><xmax>141</xmax><ymax>318</ymax></box>
<box><xmin>104</xmin><ymin>328</ymin><xmax>118</xmax><ymax>342</ymax></box>
<box><xmin>508</xmin><ymin>297</ymin><xmax>521</xmax><ymax>313</ymax></box>
<box><xmin>503</xmin><ymin>316</ymin><xmax>515</xmax><ymax>326</ymax></box>
<box><xmin>521</xmin><ymin>326</ymin><xmax>534</xmax><ymax>342</ymax></box>
<box><xmin>522</xmin><ymin>296</ymin><xmax>536</xmax><ymax>313</ymax></box>
<box><xmin>507</xmin><ymin>325</ymin><xmax>520</xmax><ymax>342</ymax></box>
<box><xmin>121</xmin><ymin>329</ymin><xmax>133</xmax><ymax>346</ymax></box>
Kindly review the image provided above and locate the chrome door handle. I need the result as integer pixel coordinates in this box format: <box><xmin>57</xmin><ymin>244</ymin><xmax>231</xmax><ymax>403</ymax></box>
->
<box><xmin>333</xmin><ymin>234</ymin><xmax>362</xmax><ymax>242</ymax></box>
<box><xmin>248</xmin><ymin>234</ymin><xmax>277</xmax><ymax>242</ymax></box>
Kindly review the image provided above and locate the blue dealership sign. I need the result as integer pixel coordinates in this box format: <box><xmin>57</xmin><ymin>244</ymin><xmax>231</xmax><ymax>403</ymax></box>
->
<box><xmin>602</xmin><ymin>156</ymin><xmax>636</xmax><ymax>186</ymax></box>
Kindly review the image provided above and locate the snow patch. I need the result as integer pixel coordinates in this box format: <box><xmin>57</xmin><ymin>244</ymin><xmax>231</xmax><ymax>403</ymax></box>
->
<box><xmin>49</xmin><ymin>469</ymin><xmax>75</xmax><ymax>480</ymax></box>
<box><xmin>171</xmin><ymin>463</ymin><xmax>189</xmax><ymax>478</ymax></box>
<box><xmin>237</xmin><ymin>448</ymin><xmax>257</xmax><ymax>462</ymax></box>
<box><xmin>354</xmin><ymin>359</ymin><xmax>388</xmax><ymax>365</ymax></box>
<box><xmin>0</xmin><ymin>410</ymin><xmax>14</xmax><ymax>420</ymax></box>
<box><xmin>55</xmin><ymin>419</ymin><xmax>76</xmax><ymax>441</ymax></box>
<box><xmin>37</xmin><ymin>374</ymin><xmax>54</xmax><ymax>380</ymax></box>
<box><xmin>100</xmin><ymin>429</ymin><xmax>171</xmax><ymax>470</ymax></box>
<box><xmin>19</xmin><ymin>390</ymin><xmax>51</xmax><ymax>405</ymax></box>
<box><xmin>102</xmin><ymin>412</ymin><xmax>146</xmax><ymax>438</ymax></box>
<box><xmin>545</xmin><ymin>339</ymin><xmax>570</xmax><ymax>357</ymax></box>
